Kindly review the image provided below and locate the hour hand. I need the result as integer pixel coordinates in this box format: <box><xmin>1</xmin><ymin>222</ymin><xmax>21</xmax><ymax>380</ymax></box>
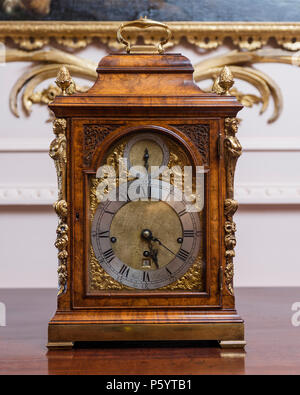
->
<box><xmin>142</xmin><ymin>229</ymin><xmax>176</xmax><ymax>260</ymax></box>
<box><xmin>150</xmin><ymin>246</ymin><xmax>159</xmax><ymax>268</ymax></box>
<box><xmin>143</xmin><ymin>148</ymin><xmax>149</xmax><ymax>171</ymax></box>
<box><xmin>141</xmin><ymin>229</ymin><xmax>159</xmax><ymax>268</ymax></box>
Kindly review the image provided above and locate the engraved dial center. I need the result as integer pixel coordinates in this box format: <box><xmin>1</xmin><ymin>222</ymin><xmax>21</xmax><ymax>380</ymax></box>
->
<box><xmin>110</xmin><ymin>200</ymin><xmax>182</xmax><ymax>270</ymax></box>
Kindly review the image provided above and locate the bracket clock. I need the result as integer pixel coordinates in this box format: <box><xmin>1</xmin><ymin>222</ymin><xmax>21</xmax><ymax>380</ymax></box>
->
<box><xmin>47</xmin><ymin>18</ymin><xmax>245</xmax><ymax>349</ymax></box>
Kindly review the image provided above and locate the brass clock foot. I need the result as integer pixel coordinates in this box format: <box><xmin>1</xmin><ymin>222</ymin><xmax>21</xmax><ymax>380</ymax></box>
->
<box><xmin>218</xmin><ymin>340</ymin><xmax>246</xmax><ymax>349</ymax></box>
<box><xmin>47</xmin><ymin>342</ymin><xmax>74</xmax><ymax>350</ymax></box>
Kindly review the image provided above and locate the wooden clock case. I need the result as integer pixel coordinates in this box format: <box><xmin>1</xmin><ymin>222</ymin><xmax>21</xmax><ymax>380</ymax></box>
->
<box><xmin>47</xmin><ymin>51</ymin><xmax>245</xmax><ymax>349</ymax></box>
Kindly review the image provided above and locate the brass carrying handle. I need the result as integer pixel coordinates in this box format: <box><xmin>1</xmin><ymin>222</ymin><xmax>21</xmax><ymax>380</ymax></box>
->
<box><xmin>117</xmin><ymin>17</ymin><xmax>171</xmax><ymax>54</ymax></box>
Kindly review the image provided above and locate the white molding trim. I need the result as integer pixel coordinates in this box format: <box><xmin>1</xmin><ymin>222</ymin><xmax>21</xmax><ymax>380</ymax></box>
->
<box><xmin>0</xmin><ymin>183</ymin><xmax>299</xmax><ymax>205</ymax></box>
<box><xmin>236</xmin><ymin>183</ymin><xmax>300</xmax><ymax>204</ymax></box>
<box><xmin>1</xmin><ymin>137</ymin><xmax>300</xmax><ymax>153</ymax></box>
<box><xmin>0</xmin><ymin>184</ymin><xmax>57</xmax><ymax>205</ymax></box>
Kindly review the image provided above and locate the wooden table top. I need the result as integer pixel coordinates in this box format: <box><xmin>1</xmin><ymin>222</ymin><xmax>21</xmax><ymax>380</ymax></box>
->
<box><xmin>0</xmin><ymin>288</ymin><xmax>299</xmax><ymax>375</ymax></box>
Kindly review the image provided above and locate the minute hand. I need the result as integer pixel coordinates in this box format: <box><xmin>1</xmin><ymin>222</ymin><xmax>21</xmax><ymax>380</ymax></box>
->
<box><xmin>152</xmin><ymin>237</ymin><xmax>177</xmax><ymax>257</ymax></box>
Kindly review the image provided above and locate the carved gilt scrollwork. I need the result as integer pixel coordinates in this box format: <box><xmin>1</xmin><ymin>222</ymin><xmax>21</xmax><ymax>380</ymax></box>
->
<box><xmin>223</xmin><ymin>117</ymin><xmax>242</xmax><ymax>296</ymax></box>
<box><xmin>4</xmin><ymin>46</ymin><xmax>299</xmax><ymax>123</ymax></box>
<box><xmin>1</xmin><ymin>22</ymin><xmax>300</xmax><ymax>52</ymax></box>
<box><xmin>54</xmin><ymin>202</ymin><xmax>68</xmax><ymax>296</ymax></box>
<box><xmin>49</xmin><ymin>118</ymin><xmax>68</xmax><ymax>296</ymax></box>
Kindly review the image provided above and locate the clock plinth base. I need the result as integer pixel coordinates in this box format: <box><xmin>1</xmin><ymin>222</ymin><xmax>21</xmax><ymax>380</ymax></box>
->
<box><xmin>48</xmin><ymin>312</ymin><xmax>244</xmax><ymax>347</ymax></box>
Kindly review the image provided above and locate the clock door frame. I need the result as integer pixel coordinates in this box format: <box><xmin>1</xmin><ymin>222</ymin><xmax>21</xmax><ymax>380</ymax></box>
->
<box><xmin>70</xmin><ymin>118</ymin><xmax>224</xmax><ymax>310</ymax></box>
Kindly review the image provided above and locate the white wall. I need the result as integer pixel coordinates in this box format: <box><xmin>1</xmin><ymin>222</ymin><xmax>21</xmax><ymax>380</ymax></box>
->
<box><xmin>0</xmin><ymin>44</ymin><xmax>299</xmax><ymax>288</ymax></box>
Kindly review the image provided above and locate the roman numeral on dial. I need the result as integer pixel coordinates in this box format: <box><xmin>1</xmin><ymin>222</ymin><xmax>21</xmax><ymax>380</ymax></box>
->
<box><xmin>98</xmin><ymin>230</ymin><xmax>109</xmax><ymax>238</ymax></box>
<box><xmin>183</xmin><ymin>230</ymin><xmax>194</xmax><ymax>237</ymax></box>
<box><xmin>177</xmin><ymin>209</ymin><xmax>187</xmax><ymax>217</ymax></box>
<box><xmin>104</xmin><ymin>210</ymin><xmax>115</xmax><ymax>215</ymax></box>
<box><xmin>103</xmin><ymin>249</ymin><xmax>115</xmax><ymax>263</ymax></box>
<box><xmin>148</xmin><ymin>184</ymin><xmax>152</xmax><ymax>199</ymax></box>
<box><xmin>176</xmin><ymin>248</ymin><xmax>190</xmax><ymax>261</ymax></box>
<box><xmin>143</xmin><ymin>271</ymin><xmax>150</xmax><ymax>282</ymax></box>
<box><xmin>119</xmin><ymin>264</ymin><xmax>130</xmax><ymax>277</ymax></box>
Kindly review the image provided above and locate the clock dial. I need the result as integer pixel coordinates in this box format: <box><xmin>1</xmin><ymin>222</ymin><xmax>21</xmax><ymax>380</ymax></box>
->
<box><xmin>91</xmin><ymin>181</ymin><xmax>201</xmax><ymax>289</ymax></box>
<box><xmin>89</xmin><ymin>130</ymin><xmax>205</xmax><ymax>291</ymax></box>
<box><xmin>123</xmin><ymin>133</ymin><xmax>169</xmax><ymax>172</ymax></box>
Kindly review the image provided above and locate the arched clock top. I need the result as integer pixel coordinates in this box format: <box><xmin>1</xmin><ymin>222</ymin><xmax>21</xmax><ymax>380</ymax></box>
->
<box><xmin>84</xmin><ymin>124</ymin><xmax>209</xmax><ymax>172</ymax></box>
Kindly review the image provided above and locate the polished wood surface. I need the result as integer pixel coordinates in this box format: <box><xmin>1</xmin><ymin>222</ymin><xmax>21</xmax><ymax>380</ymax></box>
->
<box><xmin>0</xmin><ymin>288</ymin><xmax>299</xmax><ymax>374</ymax></box>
